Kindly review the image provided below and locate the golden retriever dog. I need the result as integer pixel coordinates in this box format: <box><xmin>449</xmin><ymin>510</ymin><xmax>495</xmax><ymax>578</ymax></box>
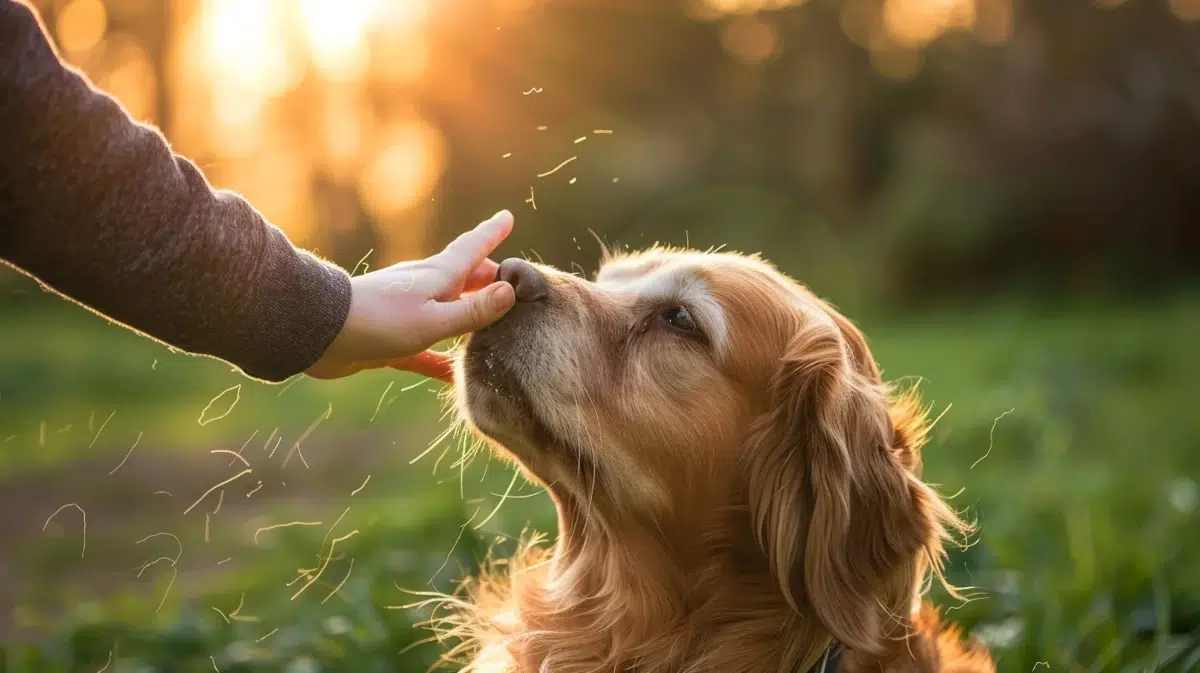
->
<box><xmin>443</xmin><ymin>247</ymin><xmax>994</xmax><ymax>673</ymax></box>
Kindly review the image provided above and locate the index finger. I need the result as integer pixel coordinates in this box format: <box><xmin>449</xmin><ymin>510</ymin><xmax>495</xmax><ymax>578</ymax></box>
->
<box><xmin>436</xmin><ymin>210</ymin><xmax>514</xmax><ymax>275</ymax></box>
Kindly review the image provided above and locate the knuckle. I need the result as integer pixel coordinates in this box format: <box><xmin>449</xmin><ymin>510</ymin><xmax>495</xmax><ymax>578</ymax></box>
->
<box><xmin>470</xmin><ymin>298</ymin><xmax>489</xmax><ymax>325</ymax></box>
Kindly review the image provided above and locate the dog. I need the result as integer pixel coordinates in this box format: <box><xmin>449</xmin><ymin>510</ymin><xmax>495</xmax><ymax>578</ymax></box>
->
<box><xmin>445</xmin><ymin>247</ymin><xmax>995</xmax><ymax>673</ymax></box>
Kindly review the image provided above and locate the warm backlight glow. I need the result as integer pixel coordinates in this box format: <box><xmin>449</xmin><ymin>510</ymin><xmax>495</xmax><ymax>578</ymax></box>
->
<box><xmin>320</xmin><ymin>90</ymin><xmax>372</xmax><ymax>181</ymax></box>
<box><xmin>883</xmin><ymin>0</ymin><xmax>976</xmax><ymax>48</ymax></box>
<box><xmin>56</xmin><ymin>0</ymin><xmax>107</xmax><ymax>53</ymax></box>
<box><xmin>199</xmin><ymin>0</ymin><xmax>293</xmax><ymax>96</ymax></box>
<box><xmin>98</xmin><ymin>38</ymin><xmax>156</xmax><ymax>121</ymax></box>
<box><xmin>299</xmin><ymin>0</ymin><xmax>374</xmax><ymax>82</ymax></box>
<box><xmin>359</xmin><ymin>118</ymin><xmax>446</xmax><ymax>221</ymax></box>
<box><xmin>297</xmin><ymin>0</ymin><xmax>429</xmax><ymax>82</ymax></box>
<box><xmin>168</xmin><ymin>0</ymin><xmax>433</xmax><ymax>256</ymax></box>
<box><xmin>703</xmin><ymin>0</ymin><xmax>995</xmax><ymax>79</ymax></box>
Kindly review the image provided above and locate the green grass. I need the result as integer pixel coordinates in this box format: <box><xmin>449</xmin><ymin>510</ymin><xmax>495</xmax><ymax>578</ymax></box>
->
<box><xmin>1</xmin><ymin>296</ymin><xmax>1198</xmax><ymax>672</ymax></box>
<box><xmin>0</xmin><ymin>303</ymin><xmax>449</xmax><ymax>473</ymax></box>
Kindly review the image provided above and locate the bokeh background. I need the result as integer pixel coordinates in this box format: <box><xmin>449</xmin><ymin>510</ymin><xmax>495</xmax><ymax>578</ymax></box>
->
<box><xmin>2</xmin><ymin>0</ymin><xmax>1199</xmax><ymax>670</ymax></box>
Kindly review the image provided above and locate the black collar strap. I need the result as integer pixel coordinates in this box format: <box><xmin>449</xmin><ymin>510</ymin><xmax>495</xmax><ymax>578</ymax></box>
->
<box><xmin>808</xmin><ymin>643</ymin><xmax>843</xmax><ymax>673</ymax></box>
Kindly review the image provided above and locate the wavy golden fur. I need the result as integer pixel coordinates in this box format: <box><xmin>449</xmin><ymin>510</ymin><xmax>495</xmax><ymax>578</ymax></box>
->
<box><xmin>440</xmin><ymin>247</ymin><xmax>994</xmax><ymax>673</ymax></box>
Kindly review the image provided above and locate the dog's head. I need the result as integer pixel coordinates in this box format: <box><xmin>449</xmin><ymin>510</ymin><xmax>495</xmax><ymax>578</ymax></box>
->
<box><xmin>456</xmin><ymin>248</ymin><xmax>965</xmax><ymax>654</ymax></box>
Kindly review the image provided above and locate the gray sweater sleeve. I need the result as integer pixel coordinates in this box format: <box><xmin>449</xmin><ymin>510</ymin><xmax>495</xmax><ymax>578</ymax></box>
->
<box><xmin>0</xmin><ymin>0</ymin><xmax>352</xmax><ymax>383</ymax></box>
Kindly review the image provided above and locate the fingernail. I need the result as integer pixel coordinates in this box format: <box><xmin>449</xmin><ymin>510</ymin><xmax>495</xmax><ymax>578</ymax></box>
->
<box><xmin>490</xmin><ymin>282</ymin><xmax>515</xmax><ymax>312</ymax></box>
<box><xmin>492</xmin><ymin>209</ymin><xmax>512</xmax><ymax>222</ymax></box>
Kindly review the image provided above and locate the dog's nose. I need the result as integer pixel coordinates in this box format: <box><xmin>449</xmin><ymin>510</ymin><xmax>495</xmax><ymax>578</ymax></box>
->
<box><xmin>496</xmin><ymin>258</ymin><xmax>549</xmax><ymax>302</ymax></box>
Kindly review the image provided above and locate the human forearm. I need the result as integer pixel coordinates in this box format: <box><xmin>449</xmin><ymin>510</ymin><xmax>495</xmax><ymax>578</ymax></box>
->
<box><xmin>0</xmin><ymin>0</ymin><xmax>351</xmax><ymax>382</ymax></box>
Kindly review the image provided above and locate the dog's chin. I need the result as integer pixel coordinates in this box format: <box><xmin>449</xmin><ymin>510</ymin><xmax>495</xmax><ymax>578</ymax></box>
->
<box><xmin>460</xmin><ymin>379</ymin><xmax>537</xmax><ymax>454</ymax></box>
<box><xmin>458</xmin><ymin>333</ymin><xmax>552</xmax><ymax>463</ymax></box>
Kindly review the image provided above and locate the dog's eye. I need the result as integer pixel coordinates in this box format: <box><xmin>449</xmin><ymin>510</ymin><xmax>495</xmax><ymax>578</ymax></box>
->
<box><xmin>660</xmin><ymin>305</ymin><xmax>697</xmax><ymax>333</ymax></box>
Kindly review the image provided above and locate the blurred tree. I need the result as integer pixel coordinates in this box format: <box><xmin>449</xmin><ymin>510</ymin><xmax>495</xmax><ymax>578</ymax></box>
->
<box><xmin>7</xmin><ymin>0</ymin><xmax>1198</xmax><ymax>306</ymax></box>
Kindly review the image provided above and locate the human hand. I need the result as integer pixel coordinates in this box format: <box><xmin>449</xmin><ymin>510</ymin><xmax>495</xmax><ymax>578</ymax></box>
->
<box><xmin>304</xmin><ymin>211</ymin><xmax>516</xmax><ymax>381</ymax></box>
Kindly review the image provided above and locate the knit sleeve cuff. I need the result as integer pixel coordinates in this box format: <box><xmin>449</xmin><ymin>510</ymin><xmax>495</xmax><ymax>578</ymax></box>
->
<box><xmin>234</xmin><ymin>250</ymin><xmax>354</xmax><ymax>383</ymax></box>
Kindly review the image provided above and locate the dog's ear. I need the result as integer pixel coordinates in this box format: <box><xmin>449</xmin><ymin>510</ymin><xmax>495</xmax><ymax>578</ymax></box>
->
<box><xmin>743</xmin><ymin>315</ymin><xmax>960</xmax><ymax>654</ymax></box>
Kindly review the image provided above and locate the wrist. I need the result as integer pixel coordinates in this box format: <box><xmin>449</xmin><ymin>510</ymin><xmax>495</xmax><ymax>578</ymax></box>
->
<box><xmin>305</xmin><ymin>280</ymin><xmax>367</xmax><ymax>379</ymax></box>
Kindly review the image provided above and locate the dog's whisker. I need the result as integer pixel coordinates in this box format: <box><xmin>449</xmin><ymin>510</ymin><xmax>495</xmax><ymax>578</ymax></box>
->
<box><xmin>474</xmin><ymin>469</ymin><xmax>520</xmax><ymax>531</ymax></box>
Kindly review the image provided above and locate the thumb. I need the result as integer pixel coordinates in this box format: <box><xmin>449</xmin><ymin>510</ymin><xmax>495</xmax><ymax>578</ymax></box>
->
<box><xmin>433</xmin><ymin>281</ymin><xmax>515</xmax><ymax>337</ymax></box>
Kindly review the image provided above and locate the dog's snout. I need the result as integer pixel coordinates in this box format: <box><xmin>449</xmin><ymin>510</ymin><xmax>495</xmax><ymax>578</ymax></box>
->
<box><xmin>497</xmin><ymin>258</ymin><xmax>549</xmax><ymax>303</ymax></box>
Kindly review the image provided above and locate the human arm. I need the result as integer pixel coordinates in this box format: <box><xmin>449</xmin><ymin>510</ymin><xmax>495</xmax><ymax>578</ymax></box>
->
<box><xmin>0</xmin><ymin>0</ymin><xmax>515</xmax><ymax>383</ymax></box>
<box><xmin>0</xmin><ymin>0</ymin><xmax>353</xmax><ymax>382</ymax></box>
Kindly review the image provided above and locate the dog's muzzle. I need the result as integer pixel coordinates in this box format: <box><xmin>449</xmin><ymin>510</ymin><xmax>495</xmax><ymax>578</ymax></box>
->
<box><xmin>462</xmin><ymin>258</ymin><xmax>552</xmax><ymax>400</ymax></box>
